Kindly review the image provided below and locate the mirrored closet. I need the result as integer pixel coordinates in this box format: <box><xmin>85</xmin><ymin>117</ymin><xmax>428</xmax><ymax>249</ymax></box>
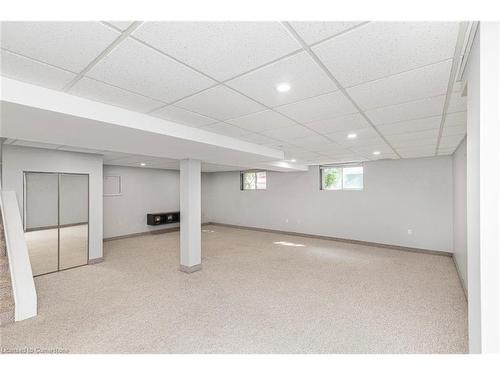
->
<box><xmin>23</xmin><ymin>172</ymin><xmax>89</xmax><ymax>276</ymax></box>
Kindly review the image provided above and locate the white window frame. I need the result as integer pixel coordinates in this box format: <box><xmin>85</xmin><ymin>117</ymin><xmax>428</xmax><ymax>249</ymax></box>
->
<box><xmin>320</xmin><ymin>164</ymin><xmax>364</xmax><ymax>191</ymax></box>
<box><xmin>240</xmin><ymin>170</ymin><xmax>267</xmax><ymax>191</ymax></box>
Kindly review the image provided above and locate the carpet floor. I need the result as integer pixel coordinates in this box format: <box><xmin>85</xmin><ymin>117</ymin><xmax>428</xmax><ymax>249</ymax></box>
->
<box><xmin>0</xmin><ymin>225</ymin><xmax>468</xmax><ymax>353</ymax></box>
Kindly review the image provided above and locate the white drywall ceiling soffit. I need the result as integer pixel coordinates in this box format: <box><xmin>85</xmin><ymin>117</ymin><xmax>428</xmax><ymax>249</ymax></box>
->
<box><xmin>0</xmin><ymin>78</ymin><xmax>295</xmax><ymax>170</ymax></box>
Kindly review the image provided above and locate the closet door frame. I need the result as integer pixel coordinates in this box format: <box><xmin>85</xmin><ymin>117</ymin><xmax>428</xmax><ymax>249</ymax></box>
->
<box><xmin>23</xmin><ymin>171</ymin><xmax>90</xmax><ymax>276</ymax></box>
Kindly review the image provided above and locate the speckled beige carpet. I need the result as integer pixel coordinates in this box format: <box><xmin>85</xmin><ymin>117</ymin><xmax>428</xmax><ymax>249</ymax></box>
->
<box><xmin>0</xmin><ymin>225</ymin><xmax>468</xmax><ymax>353</ymax></box>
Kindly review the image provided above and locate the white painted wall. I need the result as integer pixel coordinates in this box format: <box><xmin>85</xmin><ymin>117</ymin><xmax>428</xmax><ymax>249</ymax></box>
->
<box><xmin>1</xmin><ymin>145</ymin><xmax>103</xmax><ymax>260</ymax></box>
<box><xmin>463</xmin><ymin>22</ymin><xmax>500</xmax><ymax>353</ymax></box>
<box><xmin>464</xmin><ymin>28</ymin><xmax>482</xmax><ymax>353</ymax></box>
<box><xmin>477</xmin><ymin>22</ymin><xmax>500</xmax><ymax>353</ymax></box>
<box><xmin>203</xmin><ymin>156</ymin><xmax>453</xmax><ymax>252</ymax></box>
<box><xmin>452</xmin><ymin>138</ymin><xmax>467</xmax><ymax>293</ymax></box>
<box><xmin>103</xmin><ymin>165</ymin><xmax>180</xmax><ymax>239</ymax></box>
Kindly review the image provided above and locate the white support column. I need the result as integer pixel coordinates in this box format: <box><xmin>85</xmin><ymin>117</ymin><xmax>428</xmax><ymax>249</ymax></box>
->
<box><xmin>179</xmin><ymin>159</ymin><xmax>201</xmax><ymax>273</ymax></box>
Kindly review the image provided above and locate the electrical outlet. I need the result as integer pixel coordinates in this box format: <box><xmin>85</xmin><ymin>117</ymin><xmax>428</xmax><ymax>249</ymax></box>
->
<box><xmin>285</xmin><ymin>218</ymin><xmax>289</xmax><ymax>223</ymax></box>
<box><xmin>407</xmin><ymin>229</ymin><xmax>413</xmax><ymax>235</ymax></box>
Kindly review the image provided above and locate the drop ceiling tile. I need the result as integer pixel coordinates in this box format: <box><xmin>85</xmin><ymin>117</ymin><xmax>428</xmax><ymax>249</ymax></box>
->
<box><xmin>106</xmin><ymin>21</ymin><xmax>135</xmax><ymax>31</ymax></box>
<box><xmin>385</xmin><ymin>129</ymin><xmax>439</xmax><ymax>144</ymax></box>
<box><xmin>342</xmin><ymin>139</ymin><xmax>388</xmax><ymax>151</ymax></box>
<box><xmin>390</xmin><ymin>137</ymin><xmax>437</xmax><ymax>149</ymax></box>
<box><xmin>349</xmin><ymin>143</ymin><xmax>394</xmax><ymax>156</ymax></box>
<box><xmin>150</xmin><ymin>105</ymin><xmax>217</xmax><ymax>127</ymax></box>
<box><xmin>69</xmin><ymin>77</ymin><xmax>165</xmax><ymax>113</ymax></box>
<box><xmin>1</xmin><ymin>21</ymin><xmax>120</xmax><ymax>72</ymax></box>
<box><xmin>444</xmin><ymin>111</ymin><xmax>466</xmax><ymax>127</ymax></box>
<box><xmin>289</xmin><ymin>21</ymin><xmax>367</xmax><ymax>45</ymax></box>
<box><xmin>347</xmin><ymin>60</ymin><xmax>452</xmax><ymax>110</ymax></box>
<box><xmin>226</xmin><ymin>52</ymin><xmax>337</xmax><ymax>107</ymax></box>
<box><xmin>447</xmin><ymin>90</ymin><xmax>467</xmax><ymax>113</ymax></box>
<box><xmin>201</xmin><ymin>122</ymin><xmax>252</xmax><ymax>138</ymax></box>
<box><xmin>325</xmin><ymin>127</ymin><xmax>380</xmax><ymax>144</ymax></box>
<box><xmin>132</xmin><ymin>22</ymin><xmax>301</xmax><ymax>81</ymax></box>
<box><xmin>175</xmin><ymin>85</ymin><xmax>264</xmax><ymax>120</ymax></box>
<box><xmin>260</xmin><ymin>125</ymin><xmax>317</xmax><ymax>141</ymax></box>
<box><xmin>226</xmin><ymin>110</ymin><xmax>296</xmax><ymax>132</ymax></box>
<box><xmin>377</xmin><ymin>116</ymin><xmax>442</xmax><ymax>136</ymax></box>
<box><xmin>0</xmin><ymin>49</ymin><xmax>76</xmax><ymax>90</ymax></box>
<box><xmin>319</xmin><ymin>147</ymin><xmax>357</xmax><ymax>157</ymax></box>
<box><xmin>288</xmin><ymin>135</ymin><xmax>337</xmax><ymax>152</ymax></box>
<box><xmin>276</xmin><ymin>91</ymin><xmax>358</xmax><ymax>123</ymax></box>
<box><xmin>364</xmin><ymin>95</ymin><xmax>446</xmax><ymax>125</ymax></box>
<box><xmin>87</xmin><ymin>38</ymin><xmax>216</xmax><ymax>103</ymax></box>
<box><xmin>442</xmin><ymin>125</ymin><xmax>466</xmax><ymax>137</ymax></box>
<box><xmin>442</xmin><ymin>111</ymin><xmax>466</xmax><ymax>137</ymax></box>
<box><xmin>439</xmin><ymin>134</ymin><xmax>465</xmax><ymax>149</ymax></box>
<box><xmin>305</xmin><ymin>112</ymin><xmax>371</xmax><ymax>134</ymax></box>
<box><xmin>313</xmin><ymin>22</ymin><xmax>458</xmax><ymax>87</ymax></box>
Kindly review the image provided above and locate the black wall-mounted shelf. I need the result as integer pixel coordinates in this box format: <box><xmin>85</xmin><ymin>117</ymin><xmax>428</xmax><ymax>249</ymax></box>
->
<box><xmin>147</xmin><ymin>212</ymin><xmax>180</xmax><ymax>226</ymax></box>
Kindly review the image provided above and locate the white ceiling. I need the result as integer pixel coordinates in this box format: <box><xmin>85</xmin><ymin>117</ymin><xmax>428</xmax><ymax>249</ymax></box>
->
<box><xmin>0</xmin><ymin>21</ymin><xmax>468</xmax><ymax>165</ymax></box>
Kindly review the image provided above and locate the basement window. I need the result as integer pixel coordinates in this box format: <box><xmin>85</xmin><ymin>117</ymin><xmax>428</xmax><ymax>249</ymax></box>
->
<box><xmin>320</xmin><ymin>164</ymin><xmax>363</xmax><ymax>190</ymax></box>
<box><xmin>240</xmin><ymin>171</ymin><xmax>267</xmax><ymax>190</ymax></box>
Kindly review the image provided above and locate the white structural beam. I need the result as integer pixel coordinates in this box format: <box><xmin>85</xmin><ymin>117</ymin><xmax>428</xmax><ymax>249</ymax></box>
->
<box><xmin>179</xmin><ymin>159</ymin><xmax>202</xmax><ymax>273</ymax></box>
<box><xmin>0</xmin><ymin>78</ymin><xmax>284</xmax><ymax>166</ymax></box>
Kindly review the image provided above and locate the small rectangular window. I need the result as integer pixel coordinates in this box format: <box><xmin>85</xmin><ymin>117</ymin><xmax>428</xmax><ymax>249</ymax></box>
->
<box><xmin>320</xmin><ymin>165</ymin><xmax>363</xmax><ymax>190</ymax></box>
<box><xmin>321</xmin><ymin>167</ymin><xmax>342</xmax><ymax>190</ymax></box>
<box><xmin>342</xmin><ymin>166</ymin><xmax>363</xmax><ymax>190</ymax></box>
<box><xmin>241</xmin><ymin>171</ymin><xmax>266</xmax><ymax>190</ymax></box>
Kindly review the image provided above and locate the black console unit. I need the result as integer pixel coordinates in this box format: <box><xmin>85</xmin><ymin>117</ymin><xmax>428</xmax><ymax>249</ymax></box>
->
<box><xmin>147</xmin><ymin>211</ymin><xmax>180</xmax><ymax>226</ymax></box>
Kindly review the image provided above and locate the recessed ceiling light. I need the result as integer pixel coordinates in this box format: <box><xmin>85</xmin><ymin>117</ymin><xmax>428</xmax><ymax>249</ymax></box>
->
<box><xmin>290</xmin><ymin>159</ymin><xmax>296</xmax><ymax>163</ymax></box>
<box><xmin>140</xmin><ymin>162</ymin><xmax>146</xmax><ymax>166</ymax></box>
<box><xmin>373</xmin><ymin>151</ymin><xmax>381</xmax><ymax>155</ymax></box>
<box><xmin>276</xmin><ymin>83</ymin><xmax>291</xmax><ymax>93</ymax></box>
<box><xmin>347</xmin><ymin>133</ymin><xmax>357</xmax><ymax>139</ymax></box>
